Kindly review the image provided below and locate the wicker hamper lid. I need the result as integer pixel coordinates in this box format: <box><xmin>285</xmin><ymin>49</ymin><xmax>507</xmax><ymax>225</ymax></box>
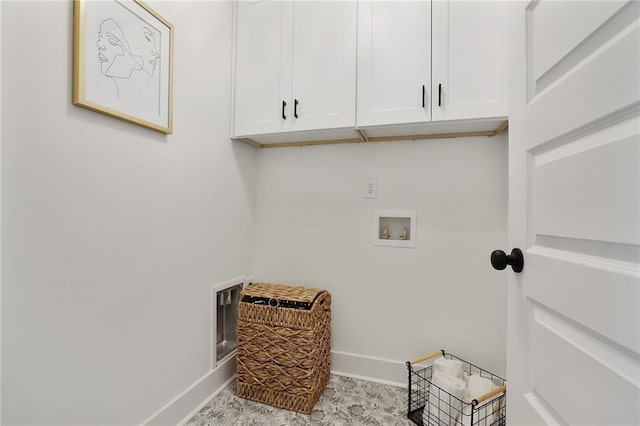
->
<box><xmin>242</xmin><ymin>282</ymin><xmax>325</xmax><ymax>305</ymax></box>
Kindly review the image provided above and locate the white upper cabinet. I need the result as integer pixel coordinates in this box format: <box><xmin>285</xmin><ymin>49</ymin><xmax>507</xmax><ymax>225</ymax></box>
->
<box><xmin>234</xmin><ymin>1</ymin><xmax>292</xmax><ymax>137</ymax></box>
<box><xmin>357</xmin><ymin>1</ymin><xmax>431</xmax><ymax>127</ymax></box>
<box><xmin>431</xmin><ymin>1</ymin><xmax>508</xmax><ymax>121</ymax></box>
<box><xmin>233</xmin><ymin>0</ymin><xmax>507</xmax><ymax>144</ymax></box>
<box><xmin>233</xmin><ymin>0</ymin><xmax>356</xmax><ymax>138</ymax></box>
<box><xmin>357</xmin><ymin>0</ymin><xmax>507</xmax><ymax>128</ymax></box>
<box><xmin>290</xmin><ymin>2</ymin><xmax>357</xmax><ymax>132</ymax></box>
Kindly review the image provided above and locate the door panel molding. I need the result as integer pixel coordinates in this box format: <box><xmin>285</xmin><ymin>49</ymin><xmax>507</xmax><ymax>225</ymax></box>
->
<box><xmin>527</xmin><ymin>1</ymin><xmax>633</xmax><ymax>98</ymax></box>
<box><xmin>535</xmin><ymin>235</ymin><xmax>639</xmax><ymax>265</ymax></box>
<box><xmin>526</xmin><ymin>250</ymin><xmax>640</xmax><ymax>352</ymax></box>
<box><xmin>523</xmin><ymin>391</ymin><xmax>568</xmax><ymax>426</ymax></box>
<box><xmin>533</xmin><ymin>302</ymin><xmax>640</xmax><ymax>388</ymax></box>
<box><xmin>531</xmin><ymin>105</ymin><xmax>639</xmax><ymax>163</ymax></box>
<box><xmin>528</xmin><ymin>245</ymin><xmax>640</xmax><ymax>278</ymax></box>
<box><xmin>529</xmin><ymin>305</ymin><xmax>639</xmax><ymax>424</ymax></box>
<box><xmin>532</xmin><ymin>133</ymin><xmax>639</xmax><ymax>246</ymax></box>
<box><xmin>524</xmin><ymin>18</ymin><xmax>640</xmax><ymax>141</ymax></box>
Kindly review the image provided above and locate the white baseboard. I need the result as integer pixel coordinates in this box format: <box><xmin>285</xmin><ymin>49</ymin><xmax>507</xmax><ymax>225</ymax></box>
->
<box><xmin>141</xmin><ymin>355</ymin><xmax>236</xmax><ymax>426</ymax></box>
<box><xmin>143</xmin><ymin>276</ymin><xmax>257</xmax><ymax>425</ymax></box>
<box><xmin>330</xmin><ymin>350</ymin><xmax>407</xmax><ymax>388</ymax></box>
<box><xmin>176</xmin><ymin>373</ymin><xmax>235</xmax><ymax>426</ymax></box>
<box><xmin>142</xmin><ymin>350</ymin><xmax>407</xmax><ymax>424</ymax></box>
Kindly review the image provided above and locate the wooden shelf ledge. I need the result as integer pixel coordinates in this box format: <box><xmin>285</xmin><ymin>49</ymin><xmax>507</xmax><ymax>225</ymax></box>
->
<box><xmin>235</xmin><ymin>120</ymin><xmax>509</xmax><ymax>149</ymax></box>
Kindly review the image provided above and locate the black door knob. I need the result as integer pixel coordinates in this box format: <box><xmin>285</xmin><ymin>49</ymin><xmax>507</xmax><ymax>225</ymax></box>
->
<box><xmin>491</xmin><ymin>248</ymin><xmax>524</xmax><ymax>273</ymax></box>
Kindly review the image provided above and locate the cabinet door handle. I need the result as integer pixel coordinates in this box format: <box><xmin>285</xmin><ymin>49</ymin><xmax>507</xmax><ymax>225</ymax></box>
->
<box><xmin>282</xmin><ymin>100</ymin><xmax>287</xmax><ymax>120</ymax></box>
<box><xmin>294</xmin><ymin>99</ymin><xmax>299</xmax><ymax>118</ymax></box>
<box><xmin>438</xmin><ymin>83</ymin><xmax>442</xmax><ymax>107</ymax></box>
<box><xmin>422</xmin><ymin>85</ymin><xmax>426</xmax><ymax>108</ymax></box>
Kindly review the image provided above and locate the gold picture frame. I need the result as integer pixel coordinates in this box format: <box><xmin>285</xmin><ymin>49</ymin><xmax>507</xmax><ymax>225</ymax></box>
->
<box><xmin>73</xmin><ymin>0</ymin><xmax>174</xmax><ymax>134</ymax></box>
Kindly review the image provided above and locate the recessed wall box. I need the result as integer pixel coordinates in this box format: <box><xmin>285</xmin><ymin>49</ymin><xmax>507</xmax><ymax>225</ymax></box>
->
<box><xmin>374</xmin><ymin>210</ymin><xmax>417</xmax><ymax>248</ymax></box>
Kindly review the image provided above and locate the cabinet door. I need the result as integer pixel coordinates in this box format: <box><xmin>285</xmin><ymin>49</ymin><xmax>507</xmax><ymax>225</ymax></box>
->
<box><xmin>289</xmin><ymin>1</ymin><xmax>356</xmax><ymax>132</ymax></box>
<box><xmin>234</xmin><ymin>0</ymin><xmax>293</xmax><ymax>137</ymax></box>
<box><xmin>432</xmin><ymin>1</ymin><xmax>507</xmax><ymax>121</ymax></box>
<box><xmin>357</xmin><ymin>1</ymin><xmax>431</xmax><ymax>127</ymax></box>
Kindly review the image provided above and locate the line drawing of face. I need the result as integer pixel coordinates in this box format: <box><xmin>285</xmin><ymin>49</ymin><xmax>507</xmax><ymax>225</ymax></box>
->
<box><xmin>96</xmin><ymin>18</ymin><xmax>142</xmax><ymax>79</ymax></box>
<box><xmin>140</xmin><ymin>25</ymin><xmax>160</xmax><ymax>77</ymax></box>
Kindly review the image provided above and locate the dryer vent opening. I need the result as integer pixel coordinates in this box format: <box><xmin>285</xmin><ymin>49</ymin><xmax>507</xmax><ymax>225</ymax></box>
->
<box><xmin>216</xmin><ymin>283</ymin><xmax>242</xmax><ymax>363</ymax></box>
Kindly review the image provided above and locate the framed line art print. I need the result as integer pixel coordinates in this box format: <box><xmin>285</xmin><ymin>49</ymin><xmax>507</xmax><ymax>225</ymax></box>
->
<box><xmin>73</xmin><ymin>0</ymin><xmax>173</xmax><ymax>134</ymax></box>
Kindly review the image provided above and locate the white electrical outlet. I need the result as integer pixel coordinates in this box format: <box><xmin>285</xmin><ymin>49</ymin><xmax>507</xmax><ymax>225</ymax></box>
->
<box><xmin>364</xmin><ymin>179</ymin><xmax>377</xmax><ymax>199</ymax></box>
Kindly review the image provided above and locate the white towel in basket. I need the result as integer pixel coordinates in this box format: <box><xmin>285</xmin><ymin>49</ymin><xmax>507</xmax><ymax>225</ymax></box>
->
<box><xmin>460</xmin><ymin>374</ymin><xmax>504</xmax><ymax>426</ymax></box>
<box><xmin>433</xmin><ymin>356</ymin><xmax>464</xmax><ymax>380</ymax></box>
<box><xmin>423</xmin><ymin>370</ymin><xmax>466</xmax><ymax>426</ymax></box>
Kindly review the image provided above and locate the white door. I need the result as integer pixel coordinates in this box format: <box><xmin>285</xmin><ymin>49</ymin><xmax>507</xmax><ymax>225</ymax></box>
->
<box><xmin>507</xmin><ymin>1</ymin><xmax>640</xmax><ymax>424</ymax></box>
<box><xmin>432</xmin><ymin>1</ymin><xmax>507</xmax><ymax>122</ymax></box>
<box><xmin>233</xmin><ymin>0</ymin><xmax>293</xmax><ymax>137</ymax></box>
<box><xmin>357</xmin><ymin>0</ymin><xmax>431</xmax><ymax>127</ymax></box>
<box><xmin>289</xmin><ymin>1</ymin><xmax>356</xmax><ymax>132</ymax></box>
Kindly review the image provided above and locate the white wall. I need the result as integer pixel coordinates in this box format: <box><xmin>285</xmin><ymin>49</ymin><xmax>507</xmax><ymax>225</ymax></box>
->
<box><xmin>0</xmin><ymin>0</ymin><xmax>3</xmax><ymax>421</ymax></box>
<box><xmin>1</xmin><ymin>1</ymin><xmax>255</xmax><ymax>424</ymax></box>
<box><xmin>1</xmin><ymin>0</ymin><xmax>508</xmax><ymax>421</ymax></box>
<box><xmin>254</xmin><ymin>135</ymin><xmax>508</xmax><ymax>381</ymax></box>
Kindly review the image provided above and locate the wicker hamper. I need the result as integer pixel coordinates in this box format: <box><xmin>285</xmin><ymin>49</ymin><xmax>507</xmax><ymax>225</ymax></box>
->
<box><xmin>236</xmin><ymin>283</ymin><xmax>331</xmax><ymax>414</ymax></box>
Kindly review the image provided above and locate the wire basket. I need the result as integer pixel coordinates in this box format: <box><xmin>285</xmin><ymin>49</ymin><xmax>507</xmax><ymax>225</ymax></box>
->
<box><xmin>406</xmin><ymin>350</ymin><xmax>506</xmax><ymax>426</ymax></box>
